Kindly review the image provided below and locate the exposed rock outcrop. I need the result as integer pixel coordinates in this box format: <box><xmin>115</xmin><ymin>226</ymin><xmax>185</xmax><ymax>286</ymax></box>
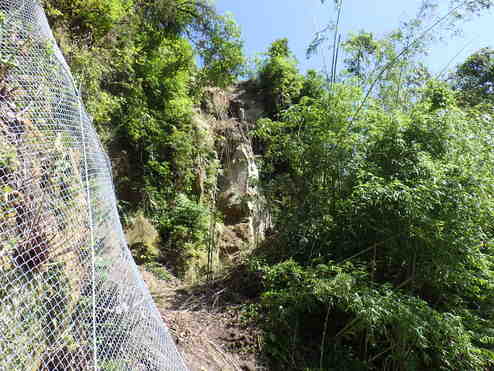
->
<box><xmin>199</xmin><ymin>83</ymin><xmax>270</xmax><ymax>264</ymax></box>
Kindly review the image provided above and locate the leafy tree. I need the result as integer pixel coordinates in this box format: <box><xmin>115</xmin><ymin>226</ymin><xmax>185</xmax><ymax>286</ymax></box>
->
<box><xmin>43</xmin><ymin>0</ymin><xmax>132</xmax><ymax>40</ymax></box>
<box><xmin>308</xmin><ymin>0</ymin><xmax>494</xmax><ymax>112</ymax></box>
<box><xmin>141</xmin><ymin>0</ymin><xmax>246</xmax><ymax>88</ymax></box>
<box><xmin>452</xmin><ymin>47</ymin><xmax>494</xmax><ymax>107</ymax></box>
<box><xmin>300</xmin><ymin>69</ymin><xmax>327</xmax><ymax>100</ymax></box>
<box><xmin>339</xmin><ymin>28</ymin><xmax>433</xmax><ymax>112</ymax></box>
<box><xmin>342</xmin><ymin>31</ymin><xmax>379</xmax><ymax>81</ymax></box>
<box><xmin>258</xmin><ymin>38</ymin><xmax>304</xmax><ymax>117</ymax></box>
<box><xmin>267</xmin><ymin>38</ymin><xmax>291</xmax><ymax>58</ymax></box>
<box><xmin>251</xmin><ymin>2</ymin><xmax>494</xmax><ymax>368</ymax></box>
<box><xmin>194</xmin><ymin>12</ymin><xmax>245</xmax><ymax>88</ymax></box>
<box><xmin>254</xmin><ymin>81</ymin><xmax>494</xmax><ymax>370</ymax></box>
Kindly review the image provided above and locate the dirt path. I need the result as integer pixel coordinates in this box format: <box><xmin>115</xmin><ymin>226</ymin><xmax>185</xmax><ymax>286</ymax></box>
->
<box><xmin>140</xmin><ymin>269</ymin><xmax>265</xmax><ymax>371</ymax></box>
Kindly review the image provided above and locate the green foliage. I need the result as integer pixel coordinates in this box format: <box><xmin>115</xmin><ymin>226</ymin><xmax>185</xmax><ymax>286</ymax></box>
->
<box><xmin>143</xmin><ymin>262</ymin><xmax>174</xmax><ymax>281</ymax></box>
<box><xmin>422</xmin><ymin>80</ymin><xmax>455</xmax><ymax>110</ymax></box>
<box><xmin>44</xmin><ymin>0</ymin><xmax>132</xmax><ymax>40</ymax></box>
<box><xmin>253</xmin><ymin>82</ymin><xmax>494</xmax><ymax>370</ymax></box>
<box><xmin>195</xmin><ymin>12</ymin><xmax>246</xmax><ymax>88</ymax></box>
<box><xmin>452</xmin><ymin>47</ymin><xmax>494</xmax><ymax>107</ymax></box>
<box><xmin>0</xmin><ymin>265</ymin><xmax>83</xmax><ymax>368</ymax></box>
<box><xmin>258</xmin><ymin>38</ymin><xmax>304</xmax><ymax>116</ymax></box>
<box><xmin>300</xmin><ymin>70</ymin><xmax>327</xmax><ymax>100</ymax></box>
<box><xmin>156</xmin><ymin>193</ymin><xmax>210</xmax><ymax>274</ymax></box>
<box><xmin>267</xmin><ymin>38</ymin><xmax>291</xmax><ymax>58</ymax></box>
<box><xmin>342</xmin><ymin>31</ymin><xmax>380</xmax><ymax>80</ymax></box>
<box><xmin>44</xmin><ymin>0</ymin><xmax>494</xmax><ymax>368</ymax></box>
<box><xmin>45</xmin><ymin>0</ymin><xmax>245</xmax><ymax>274</ymax></box>
<box><xmin>341</xmin><ymin>30</ymin><xmax>431</xmax><ymax>111</ymax></box>
<box><xmin>260</xmin><ymin>261</ymin><xmax>490</xmax><ymax>370</ymax></box>
<box><xmin>142</xmin><ymin>1</ymin><xmax>246</xmax><ymax>88</ymax></box>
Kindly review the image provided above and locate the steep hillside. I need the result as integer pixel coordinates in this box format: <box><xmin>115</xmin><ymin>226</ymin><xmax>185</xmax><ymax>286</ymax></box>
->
<box><xmin>43</xmin><ymin>0</ymin><xmax>258</xmax><ymax>277</ymax></box>
<box><xmin>39</xmin><ymin>0</ymin><xmax>494</xmax><ymax>370</ymax></box>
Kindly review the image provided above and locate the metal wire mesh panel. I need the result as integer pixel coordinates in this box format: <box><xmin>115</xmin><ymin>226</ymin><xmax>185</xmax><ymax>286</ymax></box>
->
<box><xmin>0</xmin><ymin>1</ymin><xmax>187</xmax><ymax>369</ymax></box>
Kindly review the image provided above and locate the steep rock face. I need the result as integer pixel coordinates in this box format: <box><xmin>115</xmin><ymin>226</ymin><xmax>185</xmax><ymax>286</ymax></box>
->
<box><xmin>200</xmin><ymin>83</ymin><xmax>270</xmax><ymax>263</ymax></box>
<box><xmin>122</xmin><ymin>83</ymin><xmax>269</xmax><ymax>277</ymax></box>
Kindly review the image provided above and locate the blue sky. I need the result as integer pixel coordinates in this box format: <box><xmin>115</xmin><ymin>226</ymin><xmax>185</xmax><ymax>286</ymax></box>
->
<box><xmin>214</xmin><ymin>0</ymin><xmax>494</xmax><ymax>76</ymax></box>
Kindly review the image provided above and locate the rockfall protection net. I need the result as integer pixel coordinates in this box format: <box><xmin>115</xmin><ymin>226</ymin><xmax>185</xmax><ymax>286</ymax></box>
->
<box><xmin>0</xmin><ymin>1</ymin><xmax>187</xmax><ymax>369</ymax></box>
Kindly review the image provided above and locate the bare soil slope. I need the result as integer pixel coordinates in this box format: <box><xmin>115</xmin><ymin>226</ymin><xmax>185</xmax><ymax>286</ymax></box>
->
<box><xmin>141</xmin><ymin>269</ymin><xmax>265</xmax><ymax>371</ymax></box>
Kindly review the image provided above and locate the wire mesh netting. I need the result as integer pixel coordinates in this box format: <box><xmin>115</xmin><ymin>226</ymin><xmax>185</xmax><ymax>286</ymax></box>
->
<box><xmin>0</xmin><ymin>1</ymin><xmax>187</xmax><ymax>369</ymax></box>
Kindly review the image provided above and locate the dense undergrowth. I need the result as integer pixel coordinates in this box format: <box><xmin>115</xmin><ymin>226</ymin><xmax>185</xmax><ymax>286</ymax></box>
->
<box><xmin>43</xmin><ymin>0</ymin><xmax>244</xmax><ymax>273</ymax></box>
<box><xmin>252</xmin><ymin>81</ymin><xmax>494</xmax><ymax>369</ymax></box>
<box><xmin>44</xmin><ymin>0</ymin><xmax>494</xmax><ymax>369</ymax></box>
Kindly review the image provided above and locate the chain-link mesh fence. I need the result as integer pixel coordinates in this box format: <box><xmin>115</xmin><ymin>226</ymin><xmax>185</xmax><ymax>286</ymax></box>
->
<box><xmin>0</xmin><ymin>1</ymin><xmax>187</xmax><ymax>369</ymax></box>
